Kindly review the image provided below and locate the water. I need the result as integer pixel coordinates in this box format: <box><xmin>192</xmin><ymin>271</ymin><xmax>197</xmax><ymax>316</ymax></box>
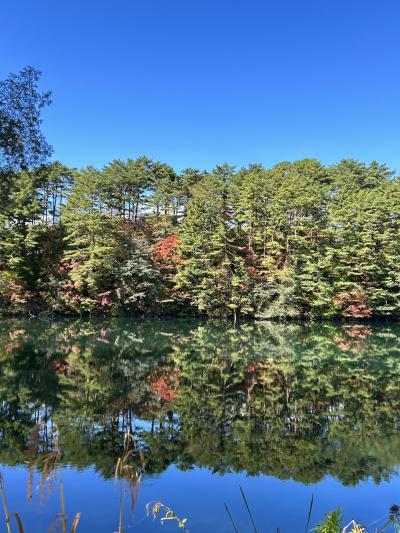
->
<box><xmin>1</xmin><ymin>318</ymin><xmax>400</xmax><ymax>532</ymax></box>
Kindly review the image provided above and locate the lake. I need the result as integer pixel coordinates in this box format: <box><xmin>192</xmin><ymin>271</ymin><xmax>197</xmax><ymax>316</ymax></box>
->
<box><xmin>1</xmin><ymin>318</ymin><xmax>400</xmax><ymax>532</ymax></box>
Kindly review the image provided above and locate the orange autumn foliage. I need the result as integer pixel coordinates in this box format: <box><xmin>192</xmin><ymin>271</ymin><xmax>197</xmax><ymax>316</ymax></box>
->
<box><xmin>149</xmin><ymin>367</ymin><xmax>180</xmax><ymax>402</ymax></box>
<box><xmin>334</xmin><ymin>289</ymin><xmax>373</xmax><ymax>318</ymax></box>
<box><xmin>153</xmin><ymin>235</ymin><xmax>182</xmax><ymax>272</ymax></box>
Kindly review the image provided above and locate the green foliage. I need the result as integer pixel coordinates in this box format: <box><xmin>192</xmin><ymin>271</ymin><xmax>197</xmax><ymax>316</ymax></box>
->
<box><xmin>1</xmin><ymin>156</ymin><xmax>399</xmax><ymax>318</ymax></box>
<box><xmin>114</xmin><ymin>236</ymin><xmax>161</xmax><ymax>314</ymax></box>
<box><xmin>314</xmin><ymin>508</ymin><xmax>343</xmax><ymax>533</ymax></box>
<box><xmin>1</xmin><ymin>68</ymin><xmax>400</xmax><ymax>318</ymax></box>
<box><xmin>253</xmin><ymin>269</ymin><xmax>302</xmax><ymax>319</ymax></box>
<box><xmin>175</xmin><ymin>171</ymin><xmax>254</xmax><ymax>318</ymax></box>
<box><xmin>0</xmin><ymin>66</ymin><xmax>52</xmax><ymax>170</ymax></box>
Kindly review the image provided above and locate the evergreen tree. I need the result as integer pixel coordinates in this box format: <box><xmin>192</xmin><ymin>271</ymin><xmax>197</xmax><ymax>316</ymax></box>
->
<box><xmin>102</xmin><ymin>156</ymin><xmax>152</xmax><ymax>220</ymax></box>
<box><xmin>61</xmin><ymin>167</ymin><xmax>123</xmax><ymax>312</ymax></box>
<box><xmin>175</xmin><ymin>170</ymin><xmax>253</xmax><ymax>318</ymax></box>
<box><xmin>327</xmin><ymin>161</ymin><xmax>400</xmax><ymax>317</ymax></box>
<box><xmin>0</xmin><ymin>66</ymin><xmax>52</xmax><ymax>171</ymax></box>
<box><xmin>0</xmin><ymin>169</ymin><xmax>48</xmax><ymax>311</ymax></box>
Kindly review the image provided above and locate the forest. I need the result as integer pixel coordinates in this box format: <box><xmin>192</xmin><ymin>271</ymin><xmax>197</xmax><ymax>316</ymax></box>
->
<box><xmin>1</xmin><ymin>68</ymin><xmax>400</xmax><ymax>319</ymax></box>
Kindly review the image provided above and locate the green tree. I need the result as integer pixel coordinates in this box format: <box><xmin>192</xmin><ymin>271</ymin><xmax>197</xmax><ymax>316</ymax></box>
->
<box><xmin>175</xmin><ymin>169</ymin><xmax>253</xmax><ymax>318</ymax></box>
<box><xmin>61</xmin><ymin>167</ymin><xmax>124</xmax><ymax>312</ymax></box>
<box><xmin>102</xmin><ymin>156</ymin><xmax>152</xmax><ymax>221</ymax></box>
<box><xmin>0</xmin><ymin>168</ymin><xmax>50</xmax><ymax>312</ymax></box>
<box><xmin>327</xmin><ymin>160</ymin><xmax>400</xmax><ymax>317</ymax></box>
<box><xmin>0</xmin><ymin>66</ymin><xmax>52</xmax><ymax>171</ymax></box>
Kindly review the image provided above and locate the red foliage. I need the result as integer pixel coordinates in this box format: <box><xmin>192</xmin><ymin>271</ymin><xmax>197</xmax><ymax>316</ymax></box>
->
<box><xmin>98</xmin><ymin>291</ymin><xmax>112</xmax><ymax>307</ymax></box>
<box><xmin>153</xmin><ymin>235</ymin><xmax>181</xmax><ymax>271</ymax></box>
<box><xmin>239</xmin><ymin>245</ymin><xmax>261</xmax><ymax>278</ymax></box>
<box><xmin>51</xmin><ymin>360</ymin><xmax>68</xmax><ymax>373</ymax></box>
<box><xmin>149</xmin><ymin>367</ymin><xmax>180</xmax><ymax>402</ymax></box>
<box><xmin>343</xmin><ymin>325</ymin><xmax>372</xmax><ymax>339</ymax></box>
<box><xmin>6</xmin><ymin>279</ymin><xmax>35</xmax><ymax>307</ymax></box>
<box><xmin>247</xmin><ymin>266</ymin><xmax>259</xmax><ymax>277</ymax></box>
<box><xmin>333</xmin><ymin>324</ymin><xmax>372</xmax><ymax>354</ymax></box>
<box><xmin>56</xmin><ymin>260</ymin><xmax>69</xmax><ymax>274</ymax></box>
<box><xmin>334</xmin><ymin>289</ymin><xmax>372</xmax><ymax>318</ymax></box>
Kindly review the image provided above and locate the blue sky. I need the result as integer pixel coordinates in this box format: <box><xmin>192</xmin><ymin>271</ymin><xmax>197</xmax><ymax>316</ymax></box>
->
<box><xmin>1</xmin><ymin>0</ymin><xmax>399</xmax><ymax>172</ymax></box>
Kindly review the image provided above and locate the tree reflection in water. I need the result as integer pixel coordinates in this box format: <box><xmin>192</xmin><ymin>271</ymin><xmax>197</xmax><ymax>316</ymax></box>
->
<box><xmin>0</xmin><ymin>318</ymin><xmax>400</xmax><ymax>489</ymax></box>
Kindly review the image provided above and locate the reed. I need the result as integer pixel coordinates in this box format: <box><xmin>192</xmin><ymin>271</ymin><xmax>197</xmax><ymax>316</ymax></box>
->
<box><xmin>114</xmin><ymin>429</ymin><xmax>145</xmax><ymax>532</ymax></box>
<box><xmin>0</xmin><ymin>443</ymin><xmax>81</xmax><ymax>533</ymax></box>
<box><xmin>1</xmin><ymin>428</ymin><xmax>186</xmax><ymax>533</ymax></box>
<box><xmin>305</xmin><ymin>494</ymin><xmax>314</xmax><ymax>533</ymax></box>
<box><xmin>239</xmin><ymin>485</ymin><xmax>259</xmax><ymax>533</ymax></box>
<box><xmin>146</xmin><ymin>501</ymin><xmax>188</xmax><ymax>531</ymax></box>
<box><xmin>221</xmin><ymin>489</ymin><xmax>399</xmax><ymax>533</ymax></box>
<box><xmin>0</xmin><ymin>472</ymin><xmax>24</xmax><ymax>533</ymax></box>
<box><xmin>2</xmin><ymin>430</ymin><xmax>399</xmax><ymax>533</ymax></box>
<box><xmin>224</xmin><ymin>502</ymin><xmax>239</xmax><ymax>533</ymax></box>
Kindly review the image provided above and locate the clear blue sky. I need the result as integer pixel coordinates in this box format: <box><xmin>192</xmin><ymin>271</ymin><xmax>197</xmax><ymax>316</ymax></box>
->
<box><xmin>1</xmin><ymin>0</ymin><xmax>399</xmax><ymax>172</ymax></box>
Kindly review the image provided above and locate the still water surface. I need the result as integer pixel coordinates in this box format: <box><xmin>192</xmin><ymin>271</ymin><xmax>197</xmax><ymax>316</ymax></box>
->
<box><xmin>1</xmin><ymin>318</ymin><xmax>400</xmax><ymax>532</ymax></box>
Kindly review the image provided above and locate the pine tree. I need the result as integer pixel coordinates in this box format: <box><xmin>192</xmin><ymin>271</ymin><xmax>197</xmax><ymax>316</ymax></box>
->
<box><xmin>61</xmin><ymin>167</ymin><xmax>123</xmax><ymax>312</ymax></box>
<box><xmin>175</xmin><ymin>170</ymin><xmax>253</xmax><ymax>318</ymax></box>
<box><xmin>0</xmin><ymin>169</ymin><xmax>47</xmax><ymax>311</ymax></box>
<box><xmin>327</xmin><ymin>161</ymin><xmax>400</xmax><ymax>317</ymax></box>
<box><xmin>102</xmin><ymin>157</ymin><xmax>152</xmax><ymax>220</ymax></box>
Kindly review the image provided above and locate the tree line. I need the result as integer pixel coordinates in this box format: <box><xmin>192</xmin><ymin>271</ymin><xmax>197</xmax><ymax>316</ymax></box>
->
<box><xmin>1</xmin><ymin>67</ymin><xmax>399</xmax><ymax>318</ymax></box>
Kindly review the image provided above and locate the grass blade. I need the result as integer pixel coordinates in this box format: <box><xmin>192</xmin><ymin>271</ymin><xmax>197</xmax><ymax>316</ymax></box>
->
<box><xmin>11</xmin><ymin>512</ymin><xmax>24</xmax><ymax>533</ymax></box>
<box><xmin>224</xmin><ymin>503</ymin><xmax>239</xmax><ymax>533</ymax></box>
<box><xmin>114</xmin><ymin>457</ymin><xmax>122</xmax><ymax>482</ymax></box>
<box><xmin>239</xmin><ymin>486</ymin><xmax>258</xmax><ymax>533</ymax></box>
<box><xmin>0</xmin><ymin>473</ymin><xmax>12</xmax><ymax>533</ymax></box>
<box><xmin>70</xmin><ymin>512</ymin><xmax>81</xmax><ymax>533</ymax></box>
<box><xmin>305</xmin><ymin>494</ymin><xmax>314</xmax><ymax>532</ymax></box>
